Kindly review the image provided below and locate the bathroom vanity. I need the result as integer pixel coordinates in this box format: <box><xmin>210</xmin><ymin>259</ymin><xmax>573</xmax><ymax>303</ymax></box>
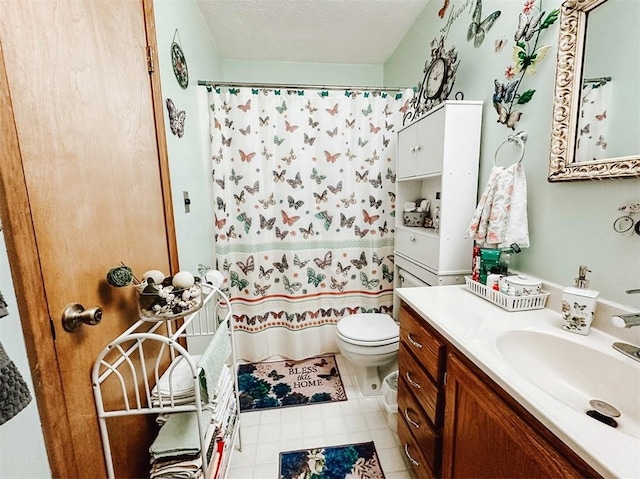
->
<box><xmin>396</xmin><ymin>285</ymin><xmax>639</xmax><ymax>479</ymax></box>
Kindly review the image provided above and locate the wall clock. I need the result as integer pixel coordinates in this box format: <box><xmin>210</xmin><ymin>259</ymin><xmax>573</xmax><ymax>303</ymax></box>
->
<box><xmin>403</xmin><ymin>36</ymin><xmax>460</xmax><ymax>124</ymax></box>
<box><xmin>171</xmin><ymin>30</ymin><xmax>189</xmax><ymax>89</ymax></box>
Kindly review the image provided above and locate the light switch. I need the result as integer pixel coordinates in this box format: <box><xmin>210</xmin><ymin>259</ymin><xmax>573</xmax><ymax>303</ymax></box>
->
<box><xmin>183</xmin><ymin>191</ymin><xmax>191</xmax><ymax>213</ymax></box>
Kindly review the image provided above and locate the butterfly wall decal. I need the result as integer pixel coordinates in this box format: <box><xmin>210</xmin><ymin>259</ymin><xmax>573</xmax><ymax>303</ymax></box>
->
<box><xmin>494</xmin><ymin>102</ymin><xmax>522</xmax><ymax>130</ymax></box>
<box><xmin>166</xmin><ymin>98</ymin><xmax>186</xmax><ymax>138</ymax></box>
<box><xmin>467</xmin><ymin>0</ymin><xmax>501</xmax><ymax>48</ymax></box>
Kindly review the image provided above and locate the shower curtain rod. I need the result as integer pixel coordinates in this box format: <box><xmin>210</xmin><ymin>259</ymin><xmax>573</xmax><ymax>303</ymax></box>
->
<box><xmin>197</xmin><ymin>80</ymin><xmax>410</xmax><ymax>92</ymax></box>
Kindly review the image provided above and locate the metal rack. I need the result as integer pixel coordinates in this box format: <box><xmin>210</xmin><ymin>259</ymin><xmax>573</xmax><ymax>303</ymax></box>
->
<box><xmin>92</xmin><ymin>284</ymin><xmax>241</xmax><ymax>479</ymax></box>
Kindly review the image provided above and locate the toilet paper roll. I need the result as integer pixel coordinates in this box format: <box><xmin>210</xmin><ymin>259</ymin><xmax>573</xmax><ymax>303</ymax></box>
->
<box><xmin>203</xmin><ymin>270</ymin><xmax>225</xmax><ymax>288</ymax></box>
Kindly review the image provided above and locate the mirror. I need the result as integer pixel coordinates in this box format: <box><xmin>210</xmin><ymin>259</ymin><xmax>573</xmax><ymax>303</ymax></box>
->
<box><xmin>548</xmin><ymin>0</ymin><xmax>640</xmax><ymax>181</ymax></box>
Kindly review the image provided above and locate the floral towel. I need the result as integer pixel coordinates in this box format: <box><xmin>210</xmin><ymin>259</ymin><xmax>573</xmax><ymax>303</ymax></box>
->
<box><xmin>467</xmin><ymin>162</ymin><xmax>529</xmax><ymax>249</ymax></box>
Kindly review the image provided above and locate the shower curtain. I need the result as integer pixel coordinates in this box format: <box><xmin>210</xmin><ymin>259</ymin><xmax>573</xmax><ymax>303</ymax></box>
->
<box><xmin>575</xmin><ymin>81</ymin><xmax>611</xmax><ymax>162</ymax></box>
<box><xmin>208</xmin><ymin>87</ymin><xmax>412</xmax><ymax>361</ymax></box>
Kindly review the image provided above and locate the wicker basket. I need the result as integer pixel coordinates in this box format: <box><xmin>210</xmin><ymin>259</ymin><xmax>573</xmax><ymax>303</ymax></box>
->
<box><xmin>464</xmin><ymin>276</ymin><xmax>549</xmax><ymax>312</ymax></box>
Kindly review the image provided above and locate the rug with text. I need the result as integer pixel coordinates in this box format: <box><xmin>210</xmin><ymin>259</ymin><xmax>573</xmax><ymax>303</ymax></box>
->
<box><xmin>237</xmin><ymin>354</ymin><xmax>347</xmax><ymax>411</ymax></box>
<box><xmin>279</xmin><ymin>441</ymin><xmax>385</xmax><ymax>479</ymax></box>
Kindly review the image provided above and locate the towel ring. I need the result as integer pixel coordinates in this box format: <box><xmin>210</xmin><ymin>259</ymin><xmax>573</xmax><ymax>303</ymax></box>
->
<box><xmin>493</xmin><ymin>131</ymin><xmax>528</xmax><ymax>167</ymax></box>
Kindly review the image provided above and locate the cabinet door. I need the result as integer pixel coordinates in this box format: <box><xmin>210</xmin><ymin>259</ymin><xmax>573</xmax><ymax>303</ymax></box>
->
<box><xmin>415</xmin><ymin>107</ymin><xmax>445</xmax><ymax>177</ymax></box>
<box><xmin>442</xmin><ymin>354</ymin><xmax>591</xmax><ymax>479</ymax></box>
<box><xmin>398</xmin><ymin>123</ymin><xmax>418</xmax><ymax>179</ymax></box>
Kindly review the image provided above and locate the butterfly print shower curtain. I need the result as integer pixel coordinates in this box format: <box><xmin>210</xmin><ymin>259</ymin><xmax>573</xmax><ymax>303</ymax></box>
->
<box><xmin>209</xmin><ymin>87</ymin><xmax>411</xmax><ymax>357</ymax></box>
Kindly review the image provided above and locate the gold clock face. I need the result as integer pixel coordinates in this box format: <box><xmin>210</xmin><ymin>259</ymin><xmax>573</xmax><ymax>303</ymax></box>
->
<box><xmin>426</xmin><ymin>58</ymin><xmax>446</xmax><ymax>99</ymax></box>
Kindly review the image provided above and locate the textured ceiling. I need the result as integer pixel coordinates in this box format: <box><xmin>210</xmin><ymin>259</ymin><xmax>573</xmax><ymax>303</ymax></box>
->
<box><xmin>196</xmin><ymin>0</ymin><xmax>430</xmax><ymax>64</ymax></box>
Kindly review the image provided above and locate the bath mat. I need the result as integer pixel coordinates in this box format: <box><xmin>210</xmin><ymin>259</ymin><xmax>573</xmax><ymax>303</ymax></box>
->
<box><xmin>279</xmin><ymin>441</ymin><xmax>385</xmax><ymax>479</ymax></box>
<box><xmin>237</xmin><ymin>354</ymin><xmax>347</xmax><ymax>411</ymax></box>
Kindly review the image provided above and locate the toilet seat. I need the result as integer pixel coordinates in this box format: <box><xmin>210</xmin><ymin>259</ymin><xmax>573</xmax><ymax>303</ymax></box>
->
<box><xmin>336</xmin><ymin>313</ymin><xmax>399</xmax><ymax>347</ymax></box>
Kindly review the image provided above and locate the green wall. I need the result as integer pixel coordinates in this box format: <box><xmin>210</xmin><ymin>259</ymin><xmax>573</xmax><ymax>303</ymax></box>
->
<box><xmin>385</xmin><ymin>0</ymin><xmax>639</xmax><ymax>307</ymax></box>
<box><xmin>153</xmin><ymin>0</ymin><xmax>223</xmax><ymax>274</ymax></box>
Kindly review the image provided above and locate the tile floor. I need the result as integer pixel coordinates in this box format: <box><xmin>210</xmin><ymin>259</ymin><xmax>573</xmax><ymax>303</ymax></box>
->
<box><xmin>227</xmin><ymin>354</ymin><xmax>414</xmax><ymax>479</ymax></box>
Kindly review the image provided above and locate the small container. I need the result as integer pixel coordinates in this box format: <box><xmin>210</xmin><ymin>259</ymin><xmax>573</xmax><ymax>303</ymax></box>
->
<box><xmin>503</xmin><ymin>274</ymin><xmax>542</xmax><ymax>296</ymax></box>
<box><xmin>479</xmin><ymin>248</ymin><xmax>501</xmax><ymax>284</ymax></box>
<box><xmin>562</xmin><ymin>266</ymin><xmax>599</xmax><ymax>335</ymax></box>
<box><xmin>403</xmin><ymin>211</ymin><xmax>426</xmax><ymax>227</ymax></box>
<box><xmin>137</xmin><ymin>282</ymin><xmax>203</xmax><ymax>321</ymax></box>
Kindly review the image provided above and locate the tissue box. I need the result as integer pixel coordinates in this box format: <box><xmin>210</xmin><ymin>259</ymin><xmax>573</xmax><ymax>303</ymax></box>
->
<box><xmin>403</xmin><ymin>211</ymin><xmax>426</xmax><ymax>227</ymax></box>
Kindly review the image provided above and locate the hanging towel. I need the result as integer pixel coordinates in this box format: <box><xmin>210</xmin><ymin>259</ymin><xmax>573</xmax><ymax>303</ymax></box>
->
<box><xmin>0</xmin><ymin>290</ymin><xmax>8</xmax><ymax>318</ymax></box>
<box><xmin>467</xmin><ymin>162</ymin><xmax>529</xmax><ymax>249</ymax></box>
<box><xmin>197</xmin><ymin>320</ymin><xmax>231</xmax><ymax>403</ymax></box>
<box><xmin>0</xmin><ymin>340</ymin><xmax>32</xmax><ymax>425</ymax></box>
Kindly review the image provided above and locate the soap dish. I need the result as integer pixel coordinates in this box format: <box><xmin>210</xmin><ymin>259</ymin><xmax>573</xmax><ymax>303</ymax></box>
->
<box><xmin>465</xmin><ymin>276</ymin><xmax>549</xmax><ymax>312</ymax></box>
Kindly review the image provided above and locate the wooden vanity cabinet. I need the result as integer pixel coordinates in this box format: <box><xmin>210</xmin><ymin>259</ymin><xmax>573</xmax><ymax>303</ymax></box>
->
<box><xmin>398</xmin><ymin>302</ymin><xmax>601</xmax><ymax>479</ymax></box>
<box><xmin>398</xmin><ymin>303</ymin><xmax>447</xmax><ymax>478</ymax></box>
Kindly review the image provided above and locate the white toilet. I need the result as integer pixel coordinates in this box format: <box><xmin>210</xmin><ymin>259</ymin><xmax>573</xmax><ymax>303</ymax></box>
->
<box><xmin>336</xmin><ymin>313</ymin><xmax>399</xmax><ymax>396</ymax></box>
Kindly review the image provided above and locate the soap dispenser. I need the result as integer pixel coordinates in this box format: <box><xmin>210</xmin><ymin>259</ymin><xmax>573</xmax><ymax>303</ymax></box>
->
<box><xmin>561</xmin><ymin>266</ymin><xmax>599</xmax><ymax>335</ymax></box>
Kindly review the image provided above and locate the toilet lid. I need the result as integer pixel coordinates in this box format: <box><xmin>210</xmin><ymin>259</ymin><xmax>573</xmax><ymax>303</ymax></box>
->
<box><xmin>337</xmin><ymin>313</ymin><xmax>398</xmax><ymax>343</ymax></box>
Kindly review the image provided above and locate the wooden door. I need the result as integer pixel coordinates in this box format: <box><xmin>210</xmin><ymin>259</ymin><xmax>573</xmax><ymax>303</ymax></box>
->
<box><xmin>0</xmin><ymin>1</ymin><xmax>177</xmax><ymax>477</ymax></box>
<box><xmin>442</xmin><ymin>354</ymin><xmax>597</xmax><ymax>479</ymax></box>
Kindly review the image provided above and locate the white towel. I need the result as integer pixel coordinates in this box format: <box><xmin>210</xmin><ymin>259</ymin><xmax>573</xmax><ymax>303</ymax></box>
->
<box><xmin>467</xmin><ymin>163</ymin><xmax>529</xmax><ymax>249</ymax></box>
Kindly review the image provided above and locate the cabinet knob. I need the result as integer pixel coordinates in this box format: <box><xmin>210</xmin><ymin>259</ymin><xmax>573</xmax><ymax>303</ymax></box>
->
<box><xmin>414</xmin><ymin>145</ymin><xmax>421</xmax><ymax>152</ymax></box>
<box><xmin>409</xmin><ymin>236</ymin><xmax>416</xmax><ymax>243</ymax></box>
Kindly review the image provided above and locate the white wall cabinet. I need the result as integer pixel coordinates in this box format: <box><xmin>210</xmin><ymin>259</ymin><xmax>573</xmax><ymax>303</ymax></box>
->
<box><xmin>394</xmin><ymin>101</ymin><xmax>482</xmax><ymax>300</ymax></box>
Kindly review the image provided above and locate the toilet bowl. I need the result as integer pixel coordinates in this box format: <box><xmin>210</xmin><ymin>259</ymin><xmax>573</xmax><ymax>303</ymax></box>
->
<box><xmin>336</xmin><ymin>313</ymin><xmax>399</xmax><ymax>396</ymax></box>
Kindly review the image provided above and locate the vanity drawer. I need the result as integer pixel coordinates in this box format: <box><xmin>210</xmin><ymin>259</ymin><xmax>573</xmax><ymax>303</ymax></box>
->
<box><xmin>398</xmin><ymin>378</ymin><xmax>441</xmax><ymax>473</ymax></box>
<box><xmin>396</xmin><ymin>227</ymin><xmax>439</xmax><ymax>271</ymax></box>
<box><xmin>399</xmin><ymin>305</ymin><xmax>445</xmax><ymax>384</ymax></box>
<box><xmin>399</xmin><ymin>347</ymin><xmax>443</xmax><ymax>426</ymax></box>
<box><xmin>398</xmin><ymin>411</ymin><xmax>437</xmax><ymax>479</ymax></box>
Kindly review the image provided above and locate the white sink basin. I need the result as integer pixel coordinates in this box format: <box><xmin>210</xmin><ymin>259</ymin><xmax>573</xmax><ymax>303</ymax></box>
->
<box><xmin>496</xmin><ymin>330</ymin><xmax>640</xmax><ymax>439</ymax></box>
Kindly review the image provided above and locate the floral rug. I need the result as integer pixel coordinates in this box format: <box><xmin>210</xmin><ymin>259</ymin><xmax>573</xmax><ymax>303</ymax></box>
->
<box><xmin>279</xmin><ymin>441</ymin><xmax>385</xmax><ymax>479</ymax></box>
<box><xmin>237</xmin><ymin>354</ymin><xmax>347</xmax><ymax>411</ymax></box>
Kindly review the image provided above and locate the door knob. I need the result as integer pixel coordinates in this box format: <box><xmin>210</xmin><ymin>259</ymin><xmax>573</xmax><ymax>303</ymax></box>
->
<box><xmin>61</xmin><ymin>303</ymin><xmax>103</xmax><ymax>332</ymax></box>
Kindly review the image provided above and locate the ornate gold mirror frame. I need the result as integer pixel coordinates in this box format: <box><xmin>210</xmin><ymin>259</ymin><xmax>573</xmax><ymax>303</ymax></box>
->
<box><xmin>548</xmin><ymin>0</ymin><xmax>640</xmax><ymax>181</ymax></box>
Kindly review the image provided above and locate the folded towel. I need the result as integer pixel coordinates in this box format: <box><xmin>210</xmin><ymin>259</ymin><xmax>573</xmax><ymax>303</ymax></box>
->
<box><xmin>0</xmin><ymin>341</ymin><xmax>32</xmax><ymax>425</ymax></box>
<box><xmin>197</xmin><ymin>321</ymin><xmax>231</xmax><ymax>403</ymax></box>
<box><xmin>149</xmin><ymin>409</ymin><xmax>213</xmax><ymax>459</ymax></box>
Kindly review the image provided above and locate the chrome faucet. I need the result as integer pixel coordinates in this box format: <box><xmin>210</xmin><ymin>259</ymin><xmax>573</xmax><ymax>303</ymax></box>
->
<box><xmin>611</xmin><ymin>288</ymin><xmax>640</xmax><ymax>362</ymax></box>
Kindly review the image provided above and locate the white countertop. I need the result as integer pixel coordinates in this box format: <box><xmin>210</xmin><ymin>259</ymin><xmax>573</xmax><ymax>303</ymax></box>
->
<box><xmin>396</xmin><ymin>285</ymin><xmax>640</xmax><ymax>479</ymax></box>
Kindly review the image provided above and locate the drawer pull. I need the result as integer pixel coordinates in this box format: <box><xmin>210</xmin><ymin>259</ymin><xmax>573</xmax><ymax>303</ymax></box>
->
<box><xmin>404</xmin><ymin>408</ymin><xmax>420</xmax><ymax>429</ymax></box>
<box><xmin>410</xmin><ymin>236</ymin><xmax>416</xmax><ymax>242</ymax></box>
<box><xmin>405</xmin><ymin>371</ymin><xmax>422</xmax><ymax>389</ymax></box>
<box><xmin>404</xmin><ymin>444</ymin><xmax>420</xmax><ymax>466</ymax></box>
<box><xmin>407</xmin><ymin>333</ymin><xmax>423</xmax><ymax>349</ymax></box>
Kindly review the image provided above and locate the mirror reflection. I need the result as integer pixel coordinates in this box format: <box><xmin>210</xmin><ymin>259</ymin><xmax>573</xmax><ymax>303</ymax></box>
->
<box><xmin>548</xmin><ymin>0</ymin><xmax>640</xmax><ymax>181</ymax></box>
<box><xmin>576</xmin><ymin>0</ymin><xmax>639</xmax><ymax>163</ymax></box>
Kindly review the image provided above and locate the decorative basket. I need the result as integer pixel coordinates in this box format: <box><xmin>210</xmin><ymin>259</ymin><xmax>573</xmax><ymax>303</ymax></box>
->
<box><xmin>136</xmin><ymin>283</ymin><xmax>203</xmax><ymax>321</ymax></box>
<box><xmin>464</xmin><ymin>276</ymin><xmax>549</xmax><ymax>312</ymax></box>
<box><xmin>403</xmin><ymin>211</ymin><xmax>426</xmax><ymax>227</ymax></box>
